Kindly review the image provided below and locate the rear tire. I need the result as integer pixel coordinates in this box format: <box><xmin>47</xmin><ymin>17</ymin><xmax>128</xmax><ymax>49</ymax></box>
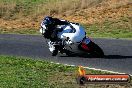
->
<box><xmin>90</xmin><ymin>43</ymin><xmax>104</xmax><ymax>58</ymax></box>
<box><xmin>52</xmin><ymin>49</ymin><xmax>58</xmax><ymax>56</ymax></box>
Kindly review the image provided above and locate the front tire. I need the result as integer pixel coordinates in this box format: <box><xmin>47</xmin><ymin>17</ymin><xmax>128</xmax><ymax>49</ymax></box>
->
<box><xmin>65</xmin><ymin>50</ymin><xmax>75</xmax><ymax>56</ymax></box>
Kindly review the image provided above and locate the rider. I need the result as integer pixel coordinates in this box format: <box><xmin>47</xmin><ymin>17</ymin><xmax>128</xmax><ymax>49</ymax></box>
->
<box><xmin>41</xmin><ymin>16</ymin><xmax>69</xmax><ymax>42</ymax></box>
<box><xmin>40</xmin><ymin>16</ymin><xmax>86</xmax><ymax>56</ymax></box>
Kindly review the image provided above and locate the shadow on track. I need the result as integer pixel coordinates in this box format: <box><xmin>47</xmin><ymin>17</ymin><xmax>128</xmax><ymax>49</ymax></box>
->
<box><xmin>60</xmin><ymin>55</ymin><xmax>132</xmax><ymax>59</ymax></box>
<box><xmin>59</xmin><ymin>54</ymin><xmax>102</xmax><ymax>58</ymax></box>
<box><xmin>104</xmin><ymin>55</ymin><xmax>132</xmax><ymax>59</ymax></box>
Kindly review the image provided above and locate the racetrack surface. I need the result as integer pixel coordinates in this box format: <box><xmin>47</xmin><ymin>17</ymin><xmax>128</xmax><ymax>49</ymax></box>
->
<box><xmin>0</xmin><ymin>34</ymin><xmax>132</xmax><ymax>74</ymax></box>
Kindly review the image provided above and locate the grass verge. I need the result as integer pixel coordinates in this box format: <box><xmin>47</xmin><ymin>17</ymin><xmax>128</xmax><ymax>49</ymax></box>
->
<box><xmin>0</xmin><ymin>55</ymin><xmax>131</xmax><ymax>88</ymax></box>
<box><xmin>0</xmin><ymin>28</ymin><xmax>39</xmax><ymax>35</ymax></box>
<box><xmin>0</xmin><ymin>17</ymin><xmax>131</xmax><ymax>39</ymax></box>
<box><xmin>85</xmin><ymin>17</ymin><xmax>132</xmax><ymax>38</ymax></box>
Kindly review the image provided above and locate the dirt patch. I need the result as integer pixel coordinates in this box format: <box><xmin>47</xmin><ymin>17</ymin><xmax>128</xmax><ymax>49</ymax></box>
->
<box><xmin>0</xmin><ymin>0</ymin><xmax>131</xmax><ymax>30</ymax></box>
<box><xmin>61</xmin><ymin>2</ymin><xmax>131</xmax><ymax>24</ymax></box>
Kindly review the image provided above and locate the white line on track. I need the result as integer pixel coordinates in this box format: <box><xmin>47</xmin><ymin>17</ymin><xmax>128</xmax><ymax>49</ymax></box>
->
<box><xmin>51</xmin><ymin>62</ymin><xmax>132</xmax><ymax>76</ymax></box>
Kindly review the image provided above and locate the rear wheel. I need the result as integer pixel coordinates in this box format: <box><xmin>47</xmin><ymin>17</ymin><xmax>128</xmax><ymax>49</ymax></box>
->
<box><xmin>79</xmin><ymin>41</ymin><xmax>104</xmax><ymax>58</ymax></box>
<box><xmin>90</xmin><ymin>43</ymin><xmax>104</xmax><ymax>58</ymax></box>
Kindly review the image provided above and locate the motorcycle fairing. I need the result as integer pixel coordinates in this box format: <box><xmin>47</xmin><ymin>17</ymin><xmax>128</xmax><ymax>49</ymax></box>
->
<box><xmin>58</xmin><ymin>23</ymin><xmax>86</xmax><ymax>43</ymax></box>
<box><xmin>82</xmin><ymin>38</ymin><xmax>91</xmax><ymax>44</ymax></box>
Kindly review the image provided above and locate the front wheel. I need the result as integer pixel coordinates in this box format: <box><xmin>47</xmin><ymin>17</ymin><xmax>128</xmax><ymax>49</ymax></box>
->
<box><xmin>65</xmin><ymin>50</ymin><xmax>75</xmax><ymax>56</ymax></box>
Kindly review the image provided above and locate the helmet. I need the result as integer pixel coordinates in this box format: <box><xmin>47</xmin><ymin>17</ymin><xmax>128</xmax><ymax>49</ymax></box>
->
<box><xmin>42</xmin><ymin>16</ymin><xmax>53</xmax><ymax>27</ymax></box>
<box><xmin>40</xmin><ymin>16</ymin><xmax>53</xmax><ymax>39</ymax></box>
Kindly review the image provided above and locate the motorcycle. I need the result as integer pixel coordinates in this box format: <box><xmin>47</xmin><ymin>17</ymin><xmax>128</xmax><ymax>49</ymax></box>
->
<box><xmin>40</xmin><ymin>22</ymin><xmax>104</xmax><ymax>57</ymax></box>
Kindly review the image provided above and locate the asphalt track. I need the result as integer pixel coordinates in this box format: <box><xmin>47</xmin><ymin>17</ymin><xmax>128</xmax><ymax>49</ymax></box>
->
<box><xmin>0</xmin><ymin>34</ymin><xmax>132</xmax><ymax>74</ymax></box>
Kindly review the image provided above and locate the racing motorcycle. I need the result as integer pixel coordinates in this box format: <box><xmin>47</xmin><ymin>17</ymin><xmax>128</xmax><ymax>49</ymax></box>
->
<box><xmin>40</xmin><ymin>22</ymin><xmax>104</xmax><ymax>57</ymax></box>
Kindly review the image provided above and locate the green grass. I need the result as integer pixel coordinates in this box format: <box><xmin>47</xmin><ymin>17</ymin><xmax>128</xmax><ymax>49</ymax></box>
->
<box><xmin>85</xmin><ymin>17</ymin><xmax>132</xmax><ymax>38</ymax></box>
<box><xmin>0</xmin><ymin>55</ymin><xmax>132</xmax><ymax>88</ymax></box>
<box><xmin>0</xmin><ymin>55</ymin><xmax>76</xmax><ymax>87</ymax></box>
